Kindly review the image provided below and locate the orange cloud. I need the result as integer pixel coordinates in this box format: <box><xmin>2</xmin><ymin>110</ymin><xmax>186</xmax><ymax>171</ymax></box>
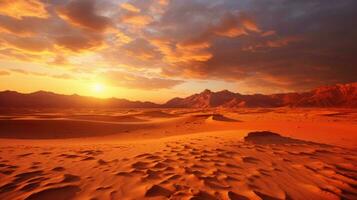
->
<box><xmin>149</xmin><ymin>37</ymin><xmax>212</xmax><ymax>64</ymax></box>
<box><xmin>174</xmin><ymin>42</ymin><xmax>212</xmax><ymax>62</ymax></box>
<box><xmin>213</xmin><ymin>14</ymin><xmax>249</xmax><ymax>37</ymax></box>
<box><xmin>48</xmin><ymin>54</ymin><xmax>71</xmax><ymax>67</ymax></box>
<box><xmin>57</xmin><ymin>0</ymin><xmax>112</xmax><ymax>32</ymax></box>
<box><xmin>1</xmin><ymin>35</ymin><xmax>52</xmax><ymax>53</ymax></box>
<box><xmin>0</xmin><ymin>0</ymin><xmax>48</xmax><ymax>19</ymax></box>
<box><xmin>10</xmin><ymin>68</ymin><xmax>45</xmax><ymax>76</ymax></box>
<box><xmin>261</xmin><ymin>30</ymin><xmax>276</xmax><ymax>37</ymax></box>
<box><xmin>242</xmin><ymin>36</ymin><xmax>303</xmax><ymax>51</ymax></box>
<box><xmin>123</xmin><ymin>38</ymin><xmax>161</xmax><ymax>61</ymax></box>
<box><xmin>120</xmin><ymin>14</ymin><xmax>153</xmax><ymax>26</ymax></box>
<box><xmin>115</xmin><ymin>32</ymin><xmax>133</xmax><ymax>44</ymax></box>
<box><xmin>241</xmin><ymin>18</ymin><xmax>260</xmax><ymax>32</ymax></box>
<box><xmin>102</xmin><ymin>70</ymin><xmax>184</xmax><ymax>90</ymax></box>
<box><xmin>0</xmin><ymin>16</ymin><xmax>47</xmax><ymax>36</ymax></box>
<box><xmin>214</xmin><ymin>27</ymin><xmax>246</xmax><ymax>38</ymax></box>
<box><xmin>148</xmin><ymin>12</ymin><xmax>259</xmax><ymax>66</ymax></box>
<box><xmin>0</xmin><ymin>48</ymin><xmax>38</xmax><ymax>61</ymax></box>
<box><xmin>51</xmin><ymin>73</ymin><xmax>74</xmax><ymax>80</ymax></box>
<box><xmin>120</xmin><ymin>3</ymin><xmax>141</xmax><ymax>13</ymax></box>
<box><xmin>0</xmin><ymin>0</ymin><xmax>355</xmax><ymax>94</ymax></box>
<box><xmin>10</xmin><ymin>68</ymin><xmax>74</xmax><ymax>80</ymax></box>
<box><xmin>265</xmin><ymin>36</ymin><xmax>302</xmax><ymax>48</ymax></box>
<box><xmin>0</xmin><ymin>70</ymin><xmax>10</xmax><ymax>76</ymax></box>
<box><xmin>158</xmin><ymin>0</ymin><xmax>169</xmax><ymax>6</ymax></box>
<box><xmin>54</xmin><ymin>34</ymin><xmax>104</xmax><ymax>52</ymax></box>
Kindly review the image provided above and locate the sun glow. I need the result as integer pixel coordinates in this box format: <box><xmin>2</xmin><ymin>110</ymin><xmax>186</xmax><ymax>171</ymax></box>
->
<box><xmin>92</xmin><ymin>83</ymin><xmax>105</xmax><ymax>94</ymax></box>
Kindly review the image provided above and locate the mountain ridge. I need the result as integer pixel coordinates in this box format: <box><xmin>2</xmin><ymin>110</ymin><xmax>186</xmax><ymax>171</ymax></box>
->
<box><xmin>164</xmin><ymin>82</ymin><xmax>357</xmax><ymax>108</ymax></box>
<box><xmin>0</xmin><ymin>90</ymin><xmax>160</xmax><ymax>108</ymax></box>
<box><xmin>0</xmin><ymin>82</ymin><xmax>356</xmax><ymax>108</ymax></box>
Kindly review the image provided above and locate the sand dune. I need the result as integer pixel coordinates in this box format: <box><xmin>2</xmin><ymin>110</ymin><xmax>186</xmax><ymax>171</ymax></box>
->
<box><xmin>0</xmin><ymin>119</ymin><xmax>151</xmax><ymax>139</ymax></box>
<box><xmin>0</xmin><ymin>131</ymin><xmax>356</xmax><ymax>200</ymax></box>
<box><xmin>0</xmin><ymin>108</ymin><xmax>356</xmax><ymax>199</ymax></box>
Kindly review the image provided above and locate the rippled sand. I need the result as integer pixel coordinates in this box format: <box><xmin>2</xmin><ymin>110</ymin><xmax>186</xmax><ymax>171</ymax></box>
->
<box><xmin>0</xmin><ymin>108</ymin><xmax>356</xmax><ymax>200</ymax></box>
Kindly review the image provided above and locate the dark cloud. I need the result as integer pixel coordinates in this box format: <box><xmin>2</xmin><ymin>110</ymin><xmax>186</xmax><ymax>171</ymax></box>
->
<box><xmin>0</xmin><ymin>16</ymin><xmax>47</xmax><ymax>35</ymax></box>
<box><xmin>54</xmin><ymin>33</ymin><xmax>104</xmax><ymax>52</ymax></box>
<box><xmin>57</xmin><ymin>0</ymin><xmax>112</xmax><ymax>32</ymax></box>
<box><xmin>0</xmin><ymin>0</ymin><xmax>356</xmax><ymax>92</ymax></box>
<box><xmin>0</xmin><ymin>0</ymin><xmax>109</xmax><ymax>54</ymax></box>
<box><xmin>155</xmin><ymin>0</ymin><xmax>357</xmax><ymax>91</ymax></box>
<box><xmin>0</xmin><ymin>34</ymin><xmax>52</xmax><ymax>52</ymax></box>
<box><xmin>103</xmin><ymin>38</ymin><xmax>163</xmax><ymax>69</ymax></box>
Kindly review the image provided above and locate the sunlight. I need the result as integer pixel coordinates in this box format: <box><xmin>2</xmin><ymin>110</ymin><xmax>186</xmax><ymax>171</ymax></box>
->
<box><xmin>92</xmin><ymin>83</ymin><xmax>105</xmax><ymax>94</ymax></box>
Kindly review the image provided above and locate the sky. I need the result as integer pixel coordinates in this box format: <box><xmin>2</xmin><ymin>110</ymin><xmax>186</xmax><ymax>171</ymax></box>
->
<box><xmin>0</xmin><ymin>0</ymin><xmax>356</xmax><ymax>103</ymax></box>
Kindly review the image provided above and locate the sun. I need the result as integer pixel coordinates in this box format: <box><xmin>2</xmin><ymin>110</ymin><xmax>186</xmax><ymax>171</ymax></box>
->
<box><xmin>92</xmin><ymin>83</ymin><xmax>105</xmax><ymax>93</ymax></box>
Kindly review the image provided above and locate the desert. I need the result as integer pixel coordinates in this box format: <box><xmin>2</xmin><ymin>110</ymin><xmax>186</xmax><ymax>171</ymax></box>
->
<box><xmin>0</xmin><ymin>106</ymin><xmax>356</xmax><ymax>200</ymax></box>
<box><xmin>1</xmin><ymin>0</ymin><xmax>357</xmax><ymax>199</ymax></box>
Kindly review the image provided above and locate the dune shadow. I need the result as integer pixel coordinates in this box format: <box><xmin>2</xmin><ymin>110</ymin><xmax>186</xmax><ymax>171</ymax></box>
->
<box><xmin>244</xmin><ymin>131</ymin><xmax>326</xmax><ymax>146</ymax></box>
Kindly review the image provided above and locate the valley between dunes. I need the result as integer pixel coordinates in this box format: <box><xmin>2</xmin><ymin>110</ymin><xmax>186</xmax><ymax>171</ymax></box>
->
<box><xmin>0</xmin><ymin>108</ymin><xmax>356</xmax><ymax>200</ymax></box>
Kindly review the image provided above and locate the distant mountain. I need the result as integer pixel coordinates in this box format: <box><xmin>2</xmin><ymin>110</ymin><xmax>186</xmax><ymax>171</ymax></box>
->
<box><xmin>1</xmin><ymin>82</ymin><xmax>356</xmax><ymax>108</ymax></box>
<box><xmin>294</xmin><ymin>82</ymin><xmax>357</xmax><ymax>107</ymax></box>
<box><xmin>0</xmin><ymin>90</ymin><xmax>160</xmax><ymax>108</ymax></box>
<box><xmin>164</xmin><ymin>82</ymin><xmax>357</xmax><ymax>108</ymax></box>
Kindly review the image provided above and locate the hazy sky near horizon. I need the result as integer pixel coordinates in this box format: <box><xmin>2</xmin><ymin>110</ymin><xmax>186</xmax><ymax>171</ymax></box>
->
<box><xmin>0</xmin><ymin>0</ymin><xmax>356</xmax><ymax>102</ymax></box>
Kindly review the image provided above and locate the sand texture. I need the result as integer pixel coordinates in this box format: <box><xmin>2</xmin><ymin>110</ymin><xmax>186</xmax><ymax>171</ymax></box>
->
<box><xmin>0</xmin><ymin>108</ymin><xmax>356</xmax><ymax>200</ymax></box>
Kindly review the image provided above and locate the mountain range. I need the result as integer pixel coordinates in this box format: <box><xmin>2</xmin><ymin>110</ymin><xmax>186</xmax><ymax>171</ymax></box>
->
<box><xmin>164</xmin><ymin>82</ymin><xmax>357</xmax><ymax>108</ymax></box>
<box><xmin>0</xmin><ymin>82</ymin><xmax>356</xmax><ymax>108</ymax></box>
<box><xmin>0</xmin><ymin>90</ymin><xmax>160</xmax><ymax>108</ymax></box>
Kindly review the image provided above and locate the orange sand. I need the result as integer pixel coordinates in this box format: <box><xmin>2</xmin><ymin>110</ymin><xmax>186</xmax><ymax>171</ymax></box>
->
<box><xmin>0</xmin><ymin>108</ymin><xmax>356</xmax><ymax>200</ymax></box>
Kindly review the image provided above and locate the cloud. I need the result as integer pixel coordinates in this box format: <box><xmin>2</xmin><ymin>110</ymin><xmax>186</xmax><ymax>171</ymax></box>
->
<box><xmin>0</xmin><ymin>70</ymin><xmax>10</xmax><ymax>76</ymax></box>
<box><xmin>0</xmin><ymin>34</ymin><xmax>52</xmax><ymax>53</ymax></box>
<box><xmin>0</xmin><ymin>0</ymin><xmax>48</xmax><ymax>19</ymax></box>
<box><xmin>10</xmin><ymin>68</ymin><xmax>45</xmax><ymax>76</ymax></box>
<box><xmin>10</xmin><ymin>68</ymin><xmax>74</xmax><ymax>80</ymax></box>
<box><xmin>242</xmin><ymin>36</ymin><xmax>303</xmax><ymax>51</ymax></box>
<box><xmin>0</xmin><ymin>0</ymin><xmax>356</xmax><ymax>93</ymax></box>
<box><xmin>54</xmin><ymin>33</ymin><xmax>104</xmax><ymax>52</ymax></box>
<box><xmin>102</xmin><ymin>38</ymin><xmax>163</xmax><ymax>69</ymax></box>
<box><xmin>102</xmin><ymin>70</ymin><xmax>184</xmax><ymax>90</ymax></box>
<box><xmin>155</xmin><ymin>2</ymin><xmax>263</xmax><ymax>65</ymax></box>
<box><xmin>57</xmin><ymin>0</ymin><xmax>112</xmax><ymax>32</ymax></box>
<box><xmin>0</xmin><ymin>16</ymin><xmax>47</xmax><ymax>36</ymax></box>
<box><xmin>120</xmin><ymin>13</ymin><xmax>153</xmax><ymax>26</ymax></box>
<box><xmin>156</xmin><ymin>0</ymin><xmax>357</xmax><ymax>91</ymax></box>
<box><xmin>0</xmin><ymin>48</ymin><xmax>41</xmax><ymax>61</ymax></box>
<box><xmin>120</xmin><ymin>3</ymin><xmax>141</xmax><ymax>13</ymax></box>
<box><xmin>51</xmin><ymin>73</ymin><xmax>74</xmax><ymax>80</ymax></box>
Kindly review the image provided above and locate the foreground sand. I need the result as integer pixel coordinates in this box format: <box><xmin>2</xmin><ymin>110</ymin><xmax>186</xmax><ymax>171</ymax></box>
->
<box><xmin>0</xmin><ymin>108</ymin><xmax>356</xmax><ymax>200</ymax></box>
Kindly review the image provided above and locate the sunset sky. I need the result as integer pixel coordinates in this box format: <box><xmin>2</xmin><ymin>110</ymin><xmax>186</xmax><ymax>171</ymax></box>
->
<box><xmin>0</xmin><ymin>0</ymin><xmax>356</xmax><ymax>102</ymax></box>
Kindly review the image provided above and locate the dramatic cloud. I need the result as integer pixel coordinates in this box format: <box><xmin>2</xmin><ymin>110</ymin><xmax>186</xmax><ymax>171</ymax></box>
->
<box><xmin>0</xmin><ymin>16</ymin><xmax>47</xmax><ymax>36</ymax></box>
<box><xmin>102</xmin><ymin>71</ymin><xmax>184</xmax><ymax>90</ymax></box>
<box><xmin>155</xmin><ymin>0</ymin><xmax>357</xmax><ymax>90</ymax></box>
<box><xmin>0</xmin><ymin>34</ymin><xmax>52</xmax><ymax>53</ymax></box>
<box><xmin>57</xmin><ymin>0</ymin><xmax>112</xmax><ymax>32</ymax></box>
<box><xmin>0</xmin><ymin>0</ymin><xmax>48</xmax><ymax>19</ymax></box>
<box><xmin>0</xmin><ymin>0</ymin><xmax>356</xmax><ymax>94</ymax></box>
<box><xmin>120</xmin><ymin>14</ymin><xmax>153</xmax><ymax>26</ymax></box>
<box><xmin>54</xmin><ymin>33</ymin><xmax>104</xmax><ymax>52</ymax></box>
<box><xmin>120</xmin><ymin>3</ymin><xmax>141</xmax><ymax>13</ymax></box>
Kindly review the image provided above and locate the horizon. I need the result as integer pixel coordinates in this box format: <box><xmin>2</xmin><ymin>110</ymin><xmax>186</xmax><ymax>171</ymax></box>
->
<box><xmin>2</xmin><ymin>81</ymin><xmax>355</xmax><ymax>104</ymax></box>
<box><xmin>0</xmin><ymin>1</ymin><xmax>357</xmax><ymax>199</ymax></box>
<box><xmin>1</xmin><ymin>0</ymin><xmax>356</xmax><ymax>103</ymax></box>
